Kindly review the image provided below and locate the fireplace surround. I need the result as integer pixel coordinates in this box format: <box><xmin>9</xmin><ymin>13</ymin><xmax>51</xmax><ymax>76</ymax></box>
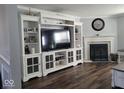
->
<box><xmin>84</xmin><ymin>36</ymin><xmax>115</xmax><ymax>62</ymax></box>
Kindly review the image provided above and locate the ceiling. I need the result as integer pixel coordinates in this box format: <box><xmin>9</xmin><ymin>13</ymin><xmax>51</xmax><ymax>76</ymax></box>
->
<box><xmin>23</xmin><ymin>4</ymin><xmax>124</xmax><ymax>17</ymax></box>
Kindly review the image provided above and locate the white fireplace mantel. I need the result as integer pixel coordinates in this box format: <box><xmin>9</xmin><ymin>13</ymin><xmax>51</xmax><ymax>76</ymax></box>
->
<box><xmin>84</xmin><ymin>36</ymin><xmax>115</xmax><ymax>62</ymax></box>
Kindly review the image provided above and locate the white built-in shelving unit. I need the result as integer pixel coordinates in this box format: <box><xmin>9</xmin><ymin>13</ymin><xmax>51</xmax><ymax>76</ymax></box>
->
<box><xmin>75</xmin><ymin>22</ymin><xmax>83</xmax><ymax>48</ymax></box>
<box><xmin>20</xmin><ymin>15</ymin><xmax>42</xmax><ymax>81</ymax></box>
<box><xmin>19</xmin><ymin>6</ymin><xmax>83</xmax><ymax>81</ymax></box>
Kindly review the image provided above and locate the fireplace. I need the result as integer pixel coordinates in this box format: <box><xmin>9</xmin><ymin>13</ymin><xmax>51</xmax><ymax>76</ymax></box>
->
<box><xmin>90</xmin><ymin>44</ymin><xmax>108</xmax><ymax>61</ymax></box>
<box><xmin>84</xmin><ymin>36</ymin><xmax>115</xmax><ymax>62</ymax></box>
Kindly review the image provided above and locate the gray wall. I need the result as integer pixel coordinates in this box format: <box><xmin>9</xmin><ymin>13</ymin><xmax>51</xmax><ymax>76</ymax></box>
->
<box><xmin>0</xmin><ymin>5</ymin><xmax>21</xmax><ymax>89</ymax></box>
<box><xmin>117</xmin><ymin>16</ymin><xmax>124</xmax><ymax>50</ymax></box>
<box><xmin>0</xmin><ymin>5</ymin><xmax>10</xmax><ymax>89</ymax></box>
<box><xmin>0</xmin><ymin>5</ymin><xmax>10</xmax><ymax>56</ymax></box>
<box><xmin>6</xmin><ymin>5</ymin><xmax>21</xmax><ymax>89</ymax></box>
<box><xmin>81</xmin><ymin>17</ymin><xmax>118</xmax><ymax>53</ymax></box>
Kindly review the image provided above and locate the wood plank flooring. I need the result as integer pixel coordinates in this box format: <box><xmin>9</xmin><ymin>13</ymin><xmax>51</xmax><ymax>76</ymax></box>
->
<box><xmin>22</xmin><ymin>62</ymin><xmax>117</xmax><ymax>89</ymax></box>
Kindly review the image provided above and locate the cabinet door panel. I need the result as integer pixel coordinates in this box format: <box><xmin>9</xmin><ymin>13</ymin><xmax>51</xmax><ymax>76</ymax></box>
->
<box><xmin>27</xmin><ymin>58</ymin><xmax>32</xmax><ymax>66</ymax></box>
<box><xmin>44</xmin><ymin>54</ymin><xmax>54</xmax><ymax>70</ymax></box>
<box><xmin>34</xmin><ymin>65</ymin><xmax>39</xmax><ymax>72</ymax></box>
<box><xmin>50</xmin><ymin>55</ymin><xmax>53</xmax><ymax>61</ymax></box>
<box><xmin>46</xmin><ymin>63</ymin><xmax>49</xmax><ymax>69</ymax></box>
<box><xmin>34</xmin><ymin>57</ymin><xmax>38</xmax><ymax>64</ymax></box>
<box><xmin>46</xmin><ymin>56</ymin><xmax>49</xmax><ymax>62</ymax></box>
<box><xmin>71</xmin><ymin>57</ymin><xmax>74</xmax><ymax>62</ymax></box>
<box><xmin>76</xmin><ymin>50</ymin><xmax>82</xmax><ymax>61</ymax></box>
<box><xmin>27</xmin><ymin>66</ymin><xmax>33</xmax><ymax>74</ymax></box>
<box><xmin>50</xmin><ymin>62</ymin><xmax>53</xmax><ymax>68</ymax></box>
<box><xmin>68</xmin><ymin>51</ymin><xmax>74</xmax><ymax>63</ymax></box>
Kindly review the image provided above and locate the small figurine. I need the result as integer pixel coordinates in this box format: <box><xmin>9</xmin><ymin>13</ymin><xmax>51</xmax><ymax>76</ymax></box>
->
<box><xmin>25</xmin><ymin>45</ymin><xmax>30</xmax><ymax>54</ymax></box>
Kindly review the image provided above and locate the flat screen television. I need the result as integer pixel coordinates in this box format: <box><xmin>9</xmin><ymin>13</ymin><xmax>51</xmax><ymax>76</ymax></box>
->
<box><xmin>41</xmin><ymin>29</ymin><xmax>71</xmax><ymax>51</ymax></box>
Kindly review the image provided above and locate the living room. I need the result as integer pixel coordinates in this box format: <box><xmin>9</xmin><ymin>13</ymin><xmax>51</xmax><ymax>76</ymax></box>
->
<box><xmin>1</xmin><ymin>4</ymin><xmax>124</xmax><ymax>89</ymax></box>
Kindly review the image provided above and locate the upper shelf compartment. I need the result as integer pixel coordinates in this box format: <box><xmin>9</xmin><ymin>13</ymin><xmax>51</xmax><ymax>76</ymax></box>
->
<box><xmin>41</xmin><ymin>17</ymin><xmax>74</xmax><ymax>27</ymax></box>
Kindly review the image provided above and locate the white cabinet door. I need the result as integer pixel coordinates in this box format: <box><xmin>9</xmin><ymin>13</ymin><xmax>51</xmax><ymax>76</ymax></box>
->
<box><xmin>42</xmin><ymin>53</ymin><xmax>55</xmax><ymax>70</ymax></box>
<box><xmin>67</xmin><ymin>50</ymin><xmax>74</xmax><ymax>63</ymax></box>
<box><xmin>75</xmin><ymin>49</ymin><xmax>83</xmax><ymax>62</ymax></box>
<box><xmin>23</xmin><ymin>54</ymin><xmax>42</xmax><ymax>81</ymax></box>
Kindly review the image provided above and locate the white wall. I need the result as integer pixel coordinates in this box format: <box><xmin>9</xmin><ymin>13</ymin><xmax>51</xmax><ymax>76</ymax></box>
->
<box><xmin>81</xmin><ymin>17</ymin><xmax>118</xmax><ymax>53</ymax></box>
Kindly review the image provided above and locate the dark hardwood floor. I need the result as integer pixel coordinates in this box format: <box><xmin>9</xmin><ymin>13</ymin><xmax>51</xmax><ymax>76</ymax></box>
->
<box><xmin>22</xmin><ymin>62</ymin><xmax>117</xmax><ymax>89</ymax></box>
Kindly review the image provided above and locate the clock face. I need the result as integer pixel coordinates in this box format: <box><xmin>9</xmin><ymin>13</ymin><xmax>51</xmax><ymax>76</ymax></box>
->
<box><xmin>92</xmin><ymin>18</ymin><xmax>105</xmax><ymax>31</ymax></box>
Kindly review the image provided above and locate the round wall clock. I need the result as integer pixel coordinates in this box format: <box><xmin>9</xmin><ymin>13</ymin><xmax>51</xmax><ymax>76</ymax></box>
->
<box><xmin>92</xmin><ymin>18</ymin><xmax>105</xmax><ymax>31</ymax></box>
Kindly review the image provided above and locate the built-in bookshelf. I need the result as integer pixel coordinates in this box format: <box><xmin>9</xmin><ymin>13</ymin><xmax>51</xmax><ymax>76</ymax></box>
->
<box><xmin>23</xmin><ymin>20</ymin><xmax>40</xmax><ymax>55</ymax></box>
<box><xmin>75</xmin><ymin>23</ymin><xmax>82</xmax><ymax>48</ymax></box>
<box><xmin>21</xmin><ymin>15</ymin><xmax>42</xmax><ymax>82</ymax></box>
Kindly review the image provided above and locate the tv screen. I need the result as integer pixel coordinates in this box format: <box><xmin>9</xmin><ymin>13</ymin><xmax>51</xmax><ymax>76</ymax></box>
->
<box><xmin>54</xmin><ymin>31</ymin><xmax>70</xmax><ymax>43</ymax></box>
<box><xmin>41</xmin><ymin>29</ymin><xmax>71</xmax><ymax>51</ymax></box>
